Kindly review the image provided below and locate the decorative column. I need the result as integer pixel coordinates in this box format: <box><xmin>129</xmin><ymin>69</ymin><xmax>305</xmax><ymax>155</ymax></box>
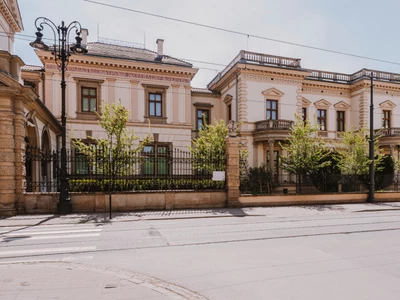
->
<box><xmin>0</xmin><ymin>95</ymin><xmax>17</xmax><ymax>216</ymax></box>
<box><xmin>13</xmin><ymin>97</ymin><xmax>26</xmax><ymax>214</ymax></box>
<box><xmin>390</xmin><ymin>145</ymin><xmax>395</xmax><ymax>157</ymax></box>
<box><xmin>268</xmin><ymin>140</ymin><xmax>275</xmax><ymax>175</ymax></box>
<box><xmin>171</xmin><ymin>84</ymin><xmax>180</xmax><ymax>124</ymax></box>
<box><xmin>226</xmin><ymin>121</ymin><xmax>240</xmax><ymax>207</ymax></box>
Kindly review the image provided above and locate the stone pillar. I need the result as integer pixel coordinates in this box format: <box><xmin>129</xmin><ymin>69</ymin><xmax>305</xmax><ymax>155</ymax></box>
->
<box><xmin>0</xmin><ymin>96</ymin><xmax>17</xmax><ymax>216</ymax></box>
<box><xmin>390</xmin><ymin>145</ymin><xmax>395</xmax><ymax>157</ymax></box>
<box><xmin>268</xmin><ymin>140</ymin><xmax>275</xmax><ymax>175</ymax></box>
<box><xmin>172</xmin><ymin>84</ymin><xmax>180</xmax><ymax>124</ymax></box>
<box><xmin>14</xmin><ymin>97</ymin><xmax>26</xmax><ymax>214</ymax></box>
<box><xmin>226</xmin><ymin>137</ymin><xmax>240</xmax><ymax>207</ymax></box>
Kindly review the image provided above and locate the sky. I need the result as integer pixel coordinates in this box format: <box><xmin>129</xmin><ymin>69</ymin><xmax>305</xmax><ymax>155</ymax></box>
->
<box><xmin>15</xmin><ymin>0</ymin><xmax>400</xmax><ymax>88</ymax></box>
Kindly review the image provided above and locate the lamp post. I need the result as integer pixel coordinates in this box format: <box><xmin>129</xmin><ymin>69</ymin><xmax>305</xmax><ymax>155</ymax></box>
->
<box><xmin>30</xmin><ymin>18</ymin><xmax>87</xmax><ymax>214</ymax></box>
<box><xmin>368</xmin><ymin>72</ymin><xmax>375</xmax><ymax>203</ymax></box>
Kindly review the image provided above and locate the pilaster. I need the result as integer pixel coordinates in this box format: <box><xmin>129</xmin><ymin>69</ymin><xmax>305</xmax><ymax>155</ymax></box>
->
<box><xmin>226</xmin><ymin>137</ymin><xmax>240</xmax><ymax>207</ymax></box>
<box><xmin>0</xmin><ymin>95</ymin><xmax>17</xmax><ymax>215</ymax></box>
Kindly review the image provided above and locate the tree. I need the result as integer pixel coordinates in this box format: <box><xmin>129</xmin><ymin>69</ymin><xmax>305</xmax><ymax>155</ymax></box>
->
<box><xmin>189</xmin><ymin>118</ymin><xmax>248</xmax><ymax>174</ymax></box>
<box><xmin>71</xmin><ymin>100</ymin><xmax>151</xmax><ymax>176</ymax></box>
<box><xmin>334</xmin><ymin>127</ymin><xmax>384</xmax><ymax>175</ymax></box>
<box><xmin>280</xmin><ymin>116</ymin><xmax>331</xmax><ymax>192</ymax></box>
<box><xmin>334</xmin><ymin>127</ymin><xmax>384</xmax><ymax>191</ymax></box>
<box><xmin>189</xmin><ymin>119</ymin><xmax>228</xmax><ymax>174</ymax></box>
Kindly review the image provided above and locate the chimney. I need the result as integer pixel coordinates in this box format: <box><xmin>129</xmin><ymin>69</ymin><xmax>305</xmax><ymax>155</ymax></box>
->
<box><xmin>81</xmin><ymin>28</ymin><xmax>89</xmax><ymax>48</ymax></box>
<box><xmin>156</xmin><ymin>39</ymin><xmax>164</xmax><ymax>56</ymax></box>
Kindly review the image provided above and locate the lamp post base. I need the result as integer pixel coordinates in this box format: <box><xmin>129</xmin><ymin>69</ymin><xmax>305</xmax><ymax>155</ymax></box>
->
<box><xmin>57</xmin><ymin>201</ymin><xmax>72</xmax><ymax>214</ymax></box>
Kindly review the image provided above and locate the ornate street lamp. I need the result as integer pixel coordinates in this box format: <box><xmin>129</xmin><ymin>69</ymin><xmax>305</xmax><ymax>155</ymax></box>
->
<box><xmin>30</xmin><ymin>18</ymin><xmax>88</xmax><ymax>214</ymax></box>
<box><xmin>368</xmin><ymin>72</ymin><xmax>375</xmax><ymax>203</ymax></box>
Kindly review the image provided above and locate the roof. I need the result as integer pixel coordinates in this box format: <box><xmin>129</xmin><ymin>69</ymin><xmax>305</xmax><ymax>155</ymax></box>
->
<box><xmin>21</xmin><ymin>65</ymin><xmax>44</xmax><ymax>72</ymax></box>
<box><xmin>86</xmin><ymin>42</ymin><xmax>193</xmax><ymax>68</ymax></box>
<box><xmin>191</xmin><ymin>87</ymin><xmax>218</xmax><ymax>94</ymax></box>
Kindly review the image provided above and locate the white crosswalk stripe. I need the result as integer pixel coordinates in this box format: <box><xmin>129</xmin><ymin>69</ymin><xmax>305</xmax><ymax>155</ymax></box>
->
<box><xmin>0</xmin><ymin>224</ymin><xmax>103</xmax><ymax>259</ymax></box>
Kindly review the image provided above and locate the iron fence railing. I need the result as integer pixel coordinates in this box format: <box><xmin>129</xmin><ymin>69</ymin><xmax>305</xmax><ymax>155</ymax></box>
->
<box><xmin>240</xmin><ymin>173</ymin><xmax>400</xmax><ymax>195</ymax></box>
<box><xmin>24</xmin><ymin>146</ymin><xmax>226</xmax><ymax>193</ymax></box>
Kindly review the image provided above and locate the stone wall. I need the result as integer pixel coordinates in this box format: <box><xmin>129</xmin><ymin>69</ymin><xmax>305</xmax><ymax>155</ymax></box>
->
<box><xmin>23</xmin><ymin>191</ymin><xmax>227</xmax><ymax>214</ymax></box>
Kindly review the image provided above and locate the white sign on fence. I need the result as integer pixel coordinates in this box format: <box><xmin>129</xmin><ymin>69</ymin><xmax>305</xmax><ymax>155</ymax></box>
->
<box><xmin>212</xmin><ymin>171</ymin><xmax>226</xmax><ymax>181</ymax></box>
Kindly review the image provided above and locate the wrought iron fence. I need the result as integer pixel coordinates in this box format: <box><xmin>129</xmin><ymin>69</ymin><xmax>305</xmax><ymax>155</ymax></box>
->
<box><xmin>240</xmin><ymin>173</ymin><xmax>400</xmax><ymax>195</ymax></box>
<box><xmin>24</xmin><ymin>146</ymin><xmax>226</xmax><ymax>193</ymax></box>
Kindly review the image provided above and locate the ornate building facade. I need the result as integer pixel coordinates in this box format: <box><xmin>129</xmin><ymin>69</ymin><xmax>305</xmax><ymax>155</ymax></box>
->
<box><xmin>0</xmin><ymin>0</ymin><xmax>60</xmax><ymax>216</ymax></box>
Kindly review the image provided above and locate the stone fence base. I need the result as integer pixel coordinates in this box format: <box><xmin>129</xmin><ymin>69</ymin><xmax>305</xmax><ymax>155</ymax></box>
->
<box><xmin>23</xmin><ymin>191</ymin><xmax>227</xmax><ymax>214</ymax></box>
<box><xmin>237</xmin><ymin>192</ymin><xmax>400</xmax><ymax>207</ymax></box>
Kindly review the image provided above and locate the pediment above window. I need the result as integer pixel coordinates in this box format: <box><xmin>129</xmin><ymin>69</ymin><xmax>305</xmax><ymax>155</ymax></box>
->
<box><xmin>302</xmin><ymin>97</ymin><xmax>311</xmax><ymax>106</ymax></box>
<box><xmin>379</xmin><ymin>100</ymin><xmax>396</xmax><ymax>110</ymax></box>
<box><xmin>314</xmin><ymin>99</ymin><xmax>332</xmax><ymax>108</ymax></box>
<box><xmin>262</xmin><ymin>87</ymin><xmax>284</xmax><ymax>99</ymax></box>
<box><xmin>334</xmin><ymin>101</ymin><xmax>350</xmax><ymax>110</ymax></box>
<box><xmin>223</xmin><ymin>94</ymin><xmax>233</xmax><ymax>104</ymax></box>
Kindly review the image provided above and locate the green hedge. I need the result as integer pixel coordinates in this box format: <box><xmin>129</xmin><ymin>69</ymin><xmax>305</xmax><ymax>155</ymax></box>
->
<box><xmin>69</xmin><ymin>178</ymin><xmax>225</xmax><ymax>192</ymax></box>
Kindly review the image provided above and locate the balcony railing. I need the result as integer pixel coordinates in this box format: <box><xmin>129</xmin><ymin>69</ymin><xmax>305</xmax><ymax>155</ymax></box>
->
<box><xmin>207</xmin><ymin>49</ymin><xmax>400</xmax><ymax>89</ymax></box>
<box><xmin>207</xmin><ymin>51</ymin><xmax>302</xmax><ymax>89</ymax></box>
<box><xmin>375</xmin><ymin>127</ymin><xmax>400</xmax><ymax>137</ymax></box>
<box><xmin>255</xmin><ymin>119</ymin><xmax>294</xmax><ymax>131</ymax></box>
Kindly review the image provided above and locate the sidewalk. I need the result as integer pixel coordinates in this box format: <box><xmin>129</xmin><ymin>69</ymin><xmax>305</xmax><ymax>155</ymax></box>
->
<box><xmin>0</xmin><ymin>261</ymin><xmax>206</xmax><ymax>300</ymax></box>
<box><xmin>1</xmin><ymin>202</ymin><xmax>400</xmax><ymax>227</ymax></box>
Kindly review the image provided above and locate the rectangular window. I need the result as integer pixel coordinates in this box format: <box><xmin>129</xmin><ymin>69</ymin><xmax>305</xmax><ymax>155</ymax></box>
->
<box><xmin>266</xmin><ymin>100</ymin><xmax>278</xmax><ymax>120</ymax></box>
<box><xmin>337</xmin><ymin>111</ymin><xmax>345</xmax><ymax>132</ymax></box>
<box><xmin>81</xmin><ymin>87</ymin><xmax>97</xmax><ymax>112</ymax></box>
<box><xmin>149</xmin><ymin>93</ymin><xmax>162</xmax><ymax>117</ymax></box>
<box><xmin>383</xmin><ymin>110</ymin><xmax>391</xmax><ymax>128</ymax></box>
<box><xmin>227</xmin><ymin>104</ymin><xmax>232</xmax><ymax>121</ymax></box>
<box><xmin>197</xmin><ymin>109</ymin><xmax>209</xmax><ymax>130</ymax></box>
<box><xmin>302</xmin><ymin>107</ymin><xmax>307</xmax><ymax>122</ymax></box>
<box><xmin>142</xmin><ymin>144</ymin><xmax>170</xmax><ymax>175</ymax></box>
<box><xmin>317</xmin><ymin>109</ymin><xmax>327</xmax><ymax>130</ymax></box>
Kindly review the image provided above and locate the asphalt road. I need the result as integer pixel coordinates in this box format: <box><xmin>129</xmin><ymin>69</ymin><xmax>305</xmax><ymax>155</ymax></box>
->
<box><xmin>1</xmin><ymin>204</ymin><xmax>400</xmax><ymax>299</ymax></box>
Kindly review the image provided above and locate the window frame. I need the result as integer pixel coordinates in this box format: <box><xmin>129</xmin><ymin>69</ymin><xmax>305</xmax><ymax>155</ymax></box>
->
<box><xmin>81</xmin><ymin>87</ymin><xmax>98</xmax><ymax>113</ymax></box>
<box><xmin>302</xmin><ymin>107</ymin><xmax>307</xmax><ymax>123</ymax></box>
<box><xmin>71</xmin><ymin>139</ymin><xmax>97</xmax><ymax>175</ymax></box>
<box><xmin>142</xmin><ymin>143</ymin><xmax>172</xmax><ymax>176</ymax></box>
<box><xmin>196</xmin><ymin>108</ymin><xmax>210</xmax><ymax>130</ymax></box>
<box><xmin>266</xmin><ymin>99</ymin><xmax>278</xmax><ymax>120</ymax></box>
<box><xmin>143</xmin><ymin>84</ymin><xmax>168</xmax><ymax>124</ymax></box>
<box><xmin>337</xmin><ymin>111</ymin><xmax>345</xmax><ymax>132</ymax></box>
<box><xmin>383</xmin><ymin>110</ymin><xmax>391</xmax><ymax>129</ymax></box>
<box><xmin>317</xmin><ymin>109</ymin><xmax>327</xmax><ymax>131</ymax></box>
<box><xmin>74</xmin><ymin>77</ymin><xmax>104</xmax><ymax>120</ymax></box>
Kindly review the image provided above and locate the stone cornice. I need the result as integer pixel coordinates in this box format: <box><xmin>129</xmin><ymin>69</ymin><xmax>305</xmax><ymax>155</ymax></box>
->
<box><xmin>0</xmin><ymin>0</ymin><xmax>22</xmax><ymax>32</ymax></box>
<box><xmin>36</xmin><ymin>50</ymin><xmax>197</xmax><ymax>79</ymax></box>
<box><xmin>302</xmin><ymin>82</ymin><xmax>350</xmax><ymax>97</ymax></box>
<box><xmin>44</xmin><ymin>63</ymin><xmax>192</xmax><ymax>85</ymax></box>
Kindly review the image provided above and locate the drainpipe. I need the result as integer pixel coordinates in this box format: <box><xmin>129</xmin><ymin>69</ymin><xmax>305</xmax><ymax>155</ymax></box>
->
<box><xmin>235</xmin><ymin>72</ymin><xmax>239</xmax><ymax>122</ymax></box>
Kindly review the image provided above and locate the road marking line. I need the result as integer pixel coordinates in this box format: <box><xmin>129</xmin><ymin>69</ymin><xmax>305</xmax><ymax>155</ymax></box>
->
<box><xmin>61</xmin><ymin>255</ymin><xmax>94</xmax><ymax>261</ymax></box>
<box><xmin>0</xmin><ymin>224</ymin><xmax>103</xmax><ymax>232</ymax></box>
<box><xmin>0</xmin><ymin>246</ymin><xmax>96</xmax><ymax>256</ymax></box>
<box><xmin>2</xmin><ymin>229</ymin><xmax>102</xmax><ymax>236</ymax></box>
<box><xmin>0</xmin><ymin>233</ymin><xmax>100</xmax><ymax>242</ymax></box>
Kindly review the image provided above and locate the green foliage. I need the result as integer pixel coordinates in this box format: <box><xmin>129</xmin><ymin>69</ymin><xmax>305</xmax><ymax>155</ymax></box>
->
<box><xmin>280</xmin><ymin>116</ymin><xmax>331</xmax><ymax>176</ymax></box>
<box><xmin>189</xmin><ymin>119</ymin><xmax>227</xmax><ymax>173</ymax></box>
<box><xmin>309</xmin><ymin>151</ymin><xmax>341</xmax><ymax>192</ymax></box>
<box><xmin>240</xmin><ymin>164</ymin><xmax>274</xmax><ymax>194</ymax></box>
<box><xmin>69</xmin><ymin>178</ymin><xmax>225</xmax><ymax>192</ymax></box>
<box><xmin>334</xmin><ymin>127</ymin><xmax>384</xmax><ymax>175</ymax></box>
<box><xmin>373</xmin><ymin>155</ymin><xmax>394</xmax><ymax>190</ymax></box>
<box><xmin>71</xmin><ymin>100</ymin><xmax>151</xmax><ymax>175</ymax></box>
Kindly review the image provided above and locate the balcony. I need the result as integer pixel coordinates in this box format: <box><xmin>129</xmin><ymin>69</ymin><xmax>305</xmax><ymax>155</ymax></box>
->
<box><xmin>253</xmin><ymin>119</ymin><xmax>294</xmax><ymax>142</ymax></box>
<box><xmin>375</xmin><ymin>128</ymin><xmax>400</xmax><ymax>137</ymax></box>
